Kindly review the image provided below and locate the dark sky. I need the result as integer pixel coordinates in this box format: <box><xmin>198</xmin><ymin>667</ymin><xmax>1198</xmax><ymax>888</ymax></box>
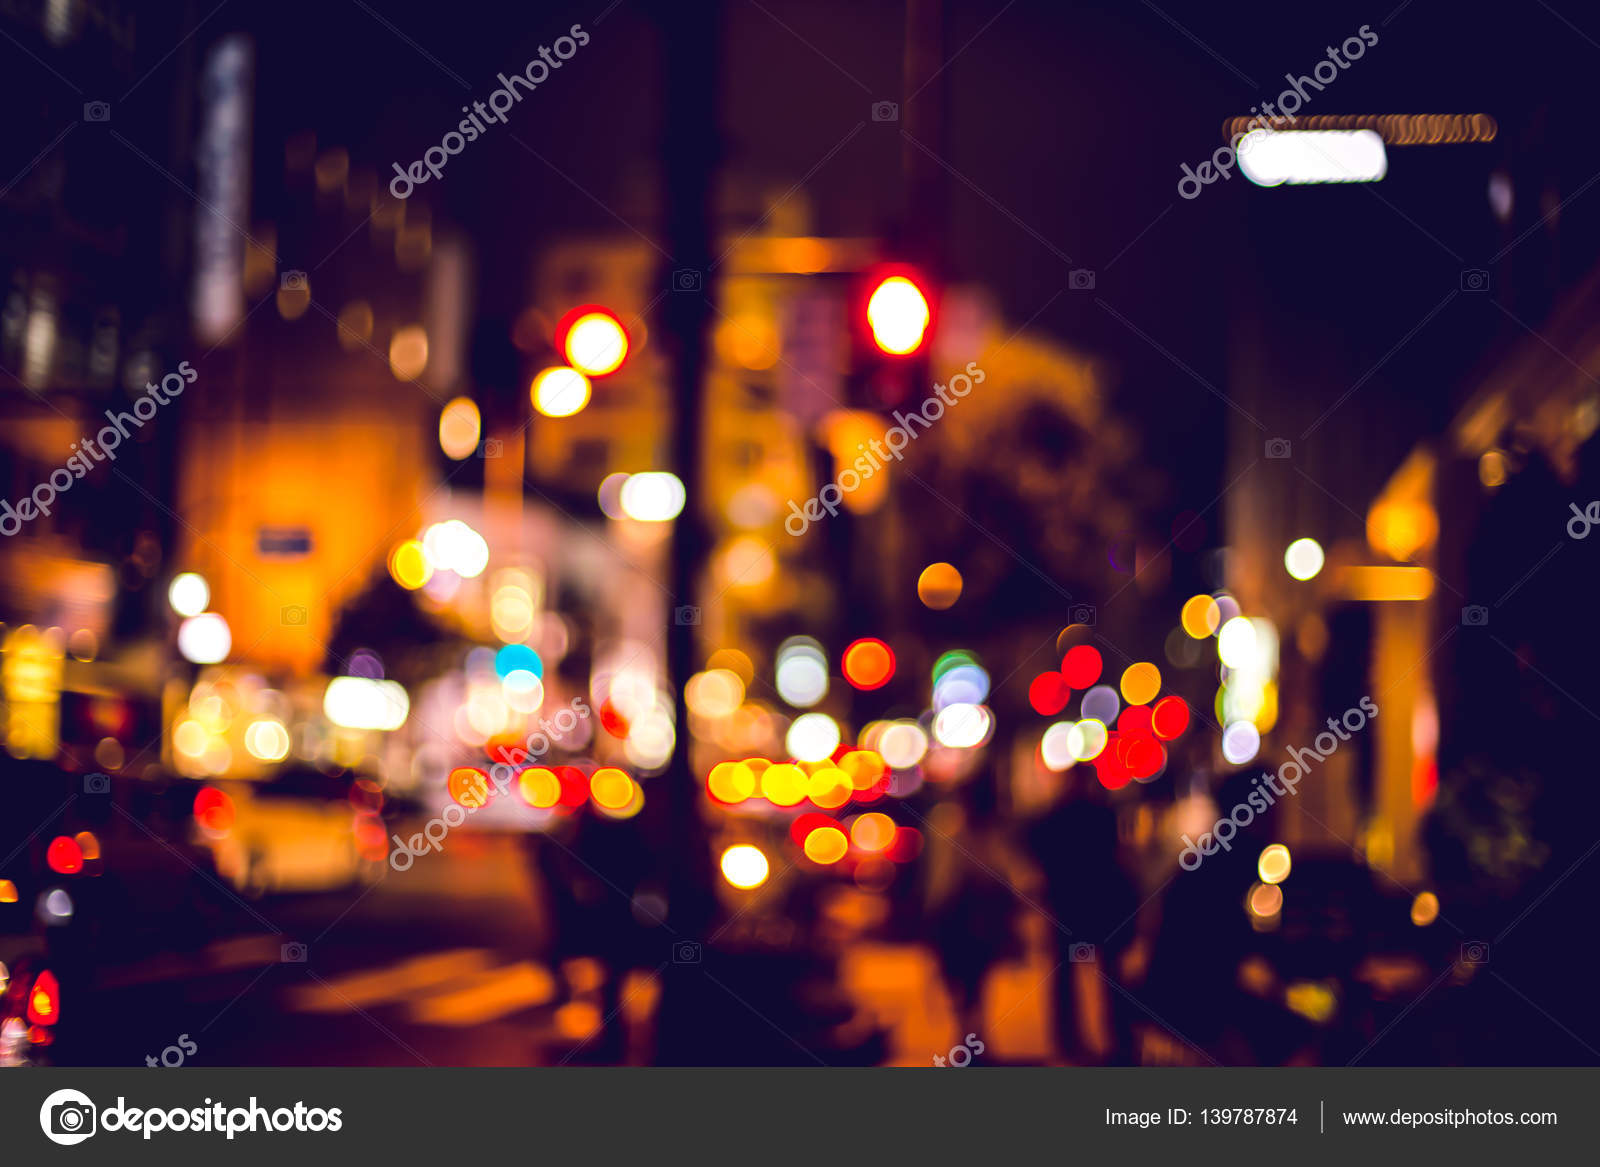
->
<box><xmin>236</xmin><ymin>0</ymin><xmax>1600</xmax><ymax>529</ymax></box>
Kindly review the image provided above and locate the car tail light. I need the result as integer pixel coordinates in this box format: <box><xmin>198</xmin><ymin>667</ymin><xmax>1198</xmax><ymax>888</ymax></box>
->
<box><xmin>27</xmin><ymin>970</ymin><xmax>59</xmax><ymax>1027</ymax></box>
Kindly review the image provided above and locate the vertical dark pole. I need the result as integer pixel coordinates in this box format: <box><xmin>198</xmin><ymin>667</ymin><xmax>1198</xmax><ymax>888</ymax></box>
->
<box><xmin>654</xmin><ymin>0</ymin><xmax>721</xmax><ymax>949</ymax></box>
<box><xmin>901</xmin><ymin>0</ymin><xmax>947</xmax><ymax>265</ymax></box>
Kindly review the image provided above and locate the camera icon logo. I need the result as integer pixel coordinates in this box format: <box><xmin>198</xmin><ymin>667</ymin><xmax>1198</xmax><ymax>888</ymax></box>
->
<box><xmin>673</xmin><ymin>940</ymin><xmax>702</xmax><ymax>964</ymax></box>
<box><xmin>1460</xmin><ymin>268</ymin><xmax>1490</xmax><ymax>293</ymax></box>
<box><xmin>1070</xmin><ymin>603</ymin><xmax>1096</xmax><ymax>627</ymax></box>
<box><xmin>83</xmin><ymin>772</ymin><xmax>110</xmax><ymax>794</ymax></box>
<box><xmin>671</xmin><ymin>269</ymin><xmax>702</xmax><ymax>292</ymax></box>
<box><xmin>1460</xmin><ymin>941</ymin><xmax>1489</xmax><ymax>964</ymax></box>
<box><xmin>40</xmin><ymin>1088</ymin><xmax>97</xmax><ymax>1145</ymax></box>
<box><xmin>479</xmin><ymin>438</ymin><xmax>503</xmax><ymax>459</ymax></box>
<box><xmin>1068</xmin><ymin>268</ymin><xmax>1096</xmax><ymax>291</ymax></box>
<box><xmin>281</xmin><ymin>605</ymin><xmax>308</xmax><ymax>626</ymax></box>
<box><xmin>280</xmin><ymin>270</ymin><xmax>308</xmax><ymax>292</ymax></box>
<box><xmin>1265</xmin><ymin>438</ymin><xmax>1292</xmax><ymax>459</ymax></box>
<box><xmin>871</xmin><ymin>100</ymin><xmax>899</xmax><ymax>122</ymax></box>
<box><xmin>83</xmin><ymin>101</ymin><xmax>110</xmax><ymax>122</ymax></box>
<box><xmin>281</xmin><ymin>942</ymin><xmax>308</xmax><ymax>963</ymax></box>
<box><xmin>674</xmin><ymin>605</ymin><xmax>701</xmax><ymax>626</ymax></box>
<box><xmin>1068</xmin><ymin>942</ymin><xmax>1096</xmax><ymax>963</ymax></box>
<box><xmin>1461</xmin><ymin>604</ymin><xmax>1489</xmax><ymax>627</ymax></box>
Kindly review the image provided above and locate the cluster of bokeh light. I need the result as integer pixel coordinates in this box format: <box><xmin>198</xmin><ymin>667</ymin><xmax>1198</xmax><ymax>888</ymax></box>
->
<box><xmin>1247</xmin><ymin>843</ymin><xmax>1293</xmax><ymax>930</ymax></box>
<box><xmin>1171</xmin><ymin>590</ymin><xmax>1281</xmax><ymax>767</ymax></box>
<box><xmin>1031</xmin><ymin>641</ymin><xmax>1190</xmax><ymax>788</ymax></box>
<box><xmin>388</xmin><ymin>519</ymin><xmax>491</xmax><ymax>594</ymax></box>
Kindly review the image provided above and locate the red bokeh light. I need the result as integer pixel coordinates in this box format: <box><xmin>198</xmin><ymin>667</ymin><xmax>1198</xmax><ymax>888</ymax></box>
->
<box><xmin>1118</xmin><ymin>704</ymin><xmax>1153</xmax><ymax>736</ymax></box>
<box><xmin>1126</xmin><ymin>737</ymin><xmax>1166</xmax><ymax>780</ymax></box>
<box><xmin>886</xmin><ymin>826</ymin><xmax>924</xmax><ymax>863</ymax></box>
<box><xmin>790</xmin><ymin>812</ymin><xmax>837</xmax><ymax>847</ymax></box>
<box><xmin>46</xmin><ymin>836</ymin><xmax>83</xmax><ymax>875</ymax></box>
<box><xmin>1028</xmin><ymin>671</ymin><xmax>1072</xmax><ymax>716</ymax></box>
<box><xmin>599</xmin><ymin>700</ymin><xmax>630</xmax><ymax>739</ymax></box>
<box><xmin>1151</xmin><ymin>695</ymin><xmax>1191</xmax><ymax>740</ymax></box>
<box><xmin>193</xmin><ymin>786</ymin><xmax>235</xmax><ymax>833</ymax></box>
<box><xmin>1061</xmin><ymin>645</ymin><xmax>1103</xmax><ymax>688</ymax></box>
<box><xmin>557</xmin><ymin>766</ymin><xmax>590</xmax><ymax>808</ymax></box>
<box><xmin>27</xmin><ymin>970</ymin><xmax>60</xmax><ymax>1026</ymax></box>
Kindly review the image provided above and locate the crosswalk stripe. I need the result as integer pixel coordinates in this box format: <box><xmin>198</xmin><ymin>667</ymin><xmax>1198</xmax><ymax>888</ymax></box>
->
<box><xmin>283</xmin><ymin>948</ymin><xmax>497</xmax><ymax>1013</ymax></box>
<box><xmin>406</xmin><ymin>961</ymin><xmax>559</xmax><ymax>1026</ymax></box>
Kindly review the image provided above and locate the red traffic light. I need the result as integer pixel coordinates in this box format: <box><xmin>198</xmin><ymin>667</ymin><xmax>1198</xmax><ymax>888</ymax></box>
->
<box><xmin>865</xmin><ymin>272</ymin><xmax>932</xmax><ymax>356</ymax></box>
<box><xmin>556</xmin><ymin>305</ymin><xmax>629</xmax><ymax>377</ymax></box>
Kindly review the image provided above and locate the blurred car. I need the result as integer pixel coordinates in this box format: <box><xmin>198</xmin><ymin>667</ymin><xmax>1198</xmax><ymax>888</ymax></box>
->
<box><xmin>199</xmin><ymin>768</ymin><xmax>387</xmax><ymax>896</ymax></box>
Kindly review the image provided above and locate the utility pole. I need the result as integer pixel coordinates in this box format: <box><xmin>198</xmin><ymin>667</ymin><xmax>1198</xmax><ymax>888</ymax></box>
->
<box><xmin>652</xmin><ymin>0</ymin><xmax>722</xmax><ymax>956</ymax></box>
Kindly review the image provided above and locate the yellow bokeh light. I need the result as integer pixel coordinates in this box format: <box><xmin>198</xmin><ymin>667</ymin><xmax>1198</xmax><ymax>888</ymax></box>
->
<box><xmin>243</xmin><ymin>719</ymin><xmax>291</xmax><ymax>763</ymax></box>
<box><xmin>564</xmin><ymin>312</ymin><xmax>628</xmax><ymax>376</ymax></box>
<box><xmin>807</xmin><ymin>766</ymin><xmax>852</xmax><ymax>809</ymax></box>
<box><xmin>687</xmin><ymin>670</ymin><xmax>746</xmax><ymax>719</ymax></box>
<box><xmin>1119</xmin><ymin>662</ymin><xmax>1161</xmax><ymax>706</ymax></box>
<box><xmin>917</xmin><ymin>562</ymin><xmax>963</xmax><ymax>609</ymax></box>
<box><xmin>1410</xmin><ymin>890</ymin><xmax>1440</xmax><ymax>927</ymax></box>
<box><xmin>720</xmin><ymin>844</ymin><xmax>770</xmax><ymax>890</ymax></box>
<box><xmin>760</xmin><ymin>762</ymin><xmax>808</xmax><ymax>807</ymax></box>
<box><xmin>389</xmin><ymin>540</ymin><xmax>432</xmax><ymax>590</ymax></box>
<box><xmin>1180</xmin><ymin>594</ymin><xmax>1220</xmax><ymax>638</ymax></box>
<box><xmin>438</xmin><ymin>396</ymin><xmax>482</xmax><ymax>461</ymax></box>
<box><xmin>173</xmin><ymin>719</ymin><xmax>208</xmax><ymax>759</ymax></box>
<box><xmin>803</xmin><ymin>826</ymin><xmax>849</xmax><ymax>865</ymax></box>
<box><xmin>707</xmin><ymin>760</ymin><xmax>756</xmax><ymax>804</ymax></box>
<box><xmin>532</xmin><ymin>366</ymin><xmax>591</xmax><ymax>418</ymax></box>
<box><xmin>520</xmin><ymin>767</ymin><xmax>561</xmax><ymax>809</ymax></box>
<box><xmin>839</xmin><ymin>749</ymin><xmax>887</xmax><ymax>791</ymax></box>
<box><xmin>490</xmin><ymin>586</ymin><xmax>535</xmax><ymax>643</ymax></box>
<box><xmin>1257</xmin><ymin>843</ymin><xmax>1292</xmax><ymax>885</ymax></box>
<box><xmin>590</xmin><ymin>768</ymin><xmax>634</xmax><ymax>810</ymax></box>
<box><xmin>388</xmin><ymin>325</ymin><xmax>429</xmax><ymax>381</ymax></box>
<box><xmin>1366</xmin><ymin>499</ymin><xmax>1438</xmax><ymax>562</ymax></box>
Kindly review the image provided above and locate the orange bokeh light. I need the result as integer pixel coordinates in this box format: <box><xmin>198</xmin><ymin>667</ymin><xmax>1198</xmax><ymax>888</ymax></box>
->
<box><xmin>448</xmin><ymin>767</ymin><xmax>491</xmax><ymax>809</ymax></box>
<box><xmin>850</xmin><ymin>812</ymin><xmax>896</xmax><ymax>851</ymax></box>
<box><xmin>804</xmin><ymin>826</ymin><xmax>850</xmax><ymax>865</ymax></box>
<box><xmin>842</xmin><ymin>638</ymin><xmax>895</xmax><ymax>690</ymax></box>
